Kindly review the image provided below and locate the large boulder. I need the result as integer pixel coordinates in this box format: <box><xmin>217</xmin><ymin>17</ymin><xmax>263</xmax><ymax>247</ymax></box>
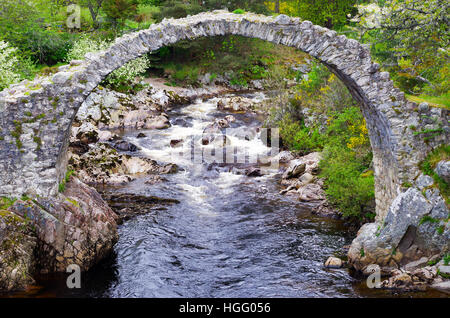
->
<box><xmin>69</xmin><ymin>143</ymin><xmax>161</xmax><ymax>185</ymax></box>
<box><xmin>9</xmin><ymin>178</ymin><xmax>119</xmax><ymax>273</ymax></box>
<box><xmin>348</xmin><ymin>186</ymin><xmax>450</xmax><ymax>272</ymax></box>
<box><xmin>0</xmin><ymin>177</ymin><xmax>119</xmax><ymax>291</ymax></box>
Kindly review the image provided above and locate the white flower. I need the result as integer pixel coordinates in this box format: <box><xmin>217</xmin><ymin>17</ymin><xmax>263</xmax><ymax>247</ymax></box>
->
<box><xmin>0</xmin><ymin>41</ymin><xmax>21</xmax><ymax>90</ymax></box>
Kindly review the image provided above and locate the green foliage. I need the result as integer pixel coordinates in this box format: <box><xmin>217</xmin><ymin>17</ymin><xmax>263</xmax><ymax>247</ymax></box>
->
<box><xmin>269</xmin><ymin>62</ymin><xmax>374</xmax><ymax>222</ymax></box>
<box><xmin>278</xmin><ymin>114</ymin><xmax>324</xmax><ymax>154</ymax></box>
<box><xmin>419</xmin><ymin>215</ymin><xmax>439</xmax><ymax>226</ymax></box>
<box><xmin>406</xmin><ymin>93</ymin><xmax>450</xmax><ymax>110</ymax></box>
<box><xmin>153</xmin><ymin>35</ymin><xmax>299</xmax><ymax>88</ymax></box>
<box><xmin>298</xmin><ymin>62</ymin><xmax>330</xmax><ymax>93</ymax></box>
<box><xmin>103</xmin><ymin>0</ymin><xmax>139</xmax><ymax>28</ymax></box>
<box><xmin>356</xmin><ymin>0</ymin><xmax>449</xmax><ymax>97</ymax></box>
<box><xmin>233</xmin><ymin>9</ymin><xmax>245</xmax><ymax>14</ymax></box>
<box><xmin>444</xmin><ymin>254</ymin><xmax>450</xmax><ymax>266</ymax></box>
<box><xmin>59</xmin><ymin>169</ymin><xmax>75</xmax><ymax>193</ymax></box>
<box><xmin>419</xmin><ymin>145</ymin><xmax>450</xmax><ymax>204</ymax></box>
<box><xmin>152</xmin><ymin>0</ymin><xmax>203</xmax><ymax>21</ymax></box>
<box><xmin>0</xmin><ymin>197</ymin><xmax>17</xmax><ymax>211</ymax></box>
<box><xmin>0</xmin><ymin>41</ymin><xmax>22</xmax><ymax>90</ymax></box>
<box><xmin>290</xmin><ymin>0</ymin><xmax>358</xmax><ymax>29</ymax></box>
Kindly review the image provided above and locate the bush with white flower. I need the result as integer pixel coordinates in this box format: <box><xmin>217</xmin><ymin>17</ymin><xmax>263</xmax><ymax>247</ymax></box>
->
<box><xmin>66</xmin><ymin>36</ymin><xmax>150</xmax><ymax>87</ymax></box>
<box><xmin>0</xmin><ymin>41</ymin><xmax>21</xmax><ymax>90</ymax></box>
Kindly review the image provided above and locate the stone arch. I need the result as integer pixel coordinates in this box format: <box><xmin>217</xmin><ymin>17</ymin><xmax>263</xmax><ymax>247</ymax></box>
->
<box><xmin>0</xmin><ymin>11</ymin><xmax>447</xmax><ymax>221</ymax></box>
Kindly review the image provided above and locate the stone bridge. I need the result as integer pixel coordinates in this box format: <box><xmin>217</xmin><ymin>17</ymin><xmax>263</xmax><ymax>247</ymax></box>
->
<box><xmin>0</xmin><ymin>10</ymin><xmax>447</xmax><ymax>223</ymax></box>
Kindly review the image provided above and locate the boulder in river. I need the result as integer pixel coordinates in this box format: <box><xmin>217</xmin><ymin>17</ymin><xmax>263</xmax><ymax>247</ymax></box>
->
<box><xmin>0</xmin><ymin>177</ymin><xmax>119</xmax><ymax>291</ymax></box>
<box><xmin>245</xmin><ymin>167</ymin><xmax>262</xmax><ymax>177</ymax></box>
<box><xmin>170</xmin><ymin>139</ymin><xmax>183</xmax><ymax>147</ymax></box>
<box><xmin>113</xmin><ymin>140</ymin><xmax>139</xmax><ymax>152</ymax></box>
<box><xmin>159</xmin><ymin>163</ymin><xmax>178</xmax><ymax>174</ymax></box>
<box><xmin>324</xmin><ymin>257</ymin><xmax>343</xmax><ymax>269</ymax></box>
<box><xmin>100</xmin><ymin>192</ymin><xmax>180</xmax><ymax>222</ymax></box>
<box><xmin>136</xmin><ymin>133</ymin><xmax>147</xmax><ymax>139</ymax></box>
<box><xmin>144</xmin><ymin>115</ymin><xmax>171</xmax><ymax>130</ymax></box>
<box><xmin>282</xmin><ymin>163</ymin><xmax>306</xmax><ymax>179</ymax></box>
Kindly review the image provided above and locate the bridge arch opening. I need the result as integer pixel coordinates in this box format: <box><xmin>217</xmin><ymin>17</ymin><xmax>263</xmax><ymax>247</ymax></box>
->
<box><xmin>0</xmin><ymin>11</ymin><xmax>434</xmax><ymax>221</ymax></box>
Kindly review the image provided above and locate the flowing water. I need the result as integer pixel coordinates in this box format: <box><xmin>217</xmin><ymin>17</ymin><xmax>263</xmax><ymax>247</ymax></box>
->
<box><xmin>6</xmin><ymin>93</ymin><xmax>447</xmax><ymax>298</ymax></box>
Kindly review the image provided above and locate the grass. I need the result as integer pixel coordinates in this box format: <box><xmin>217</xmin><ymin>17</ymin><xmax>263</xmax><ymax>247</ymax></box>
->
<box><xmin>419</xmin><ymin>215</ymin><xmax>439</xmax><ymax>225</ymax></box>
<box><xmin>406</xmin><ymin>92</ymin><xmax>450</xmax><ymax>110</ymax></box>
<box><xmin>58</xmin><ymin>169</ymin><xmax>75</xmax><ymax>193</ymax></box>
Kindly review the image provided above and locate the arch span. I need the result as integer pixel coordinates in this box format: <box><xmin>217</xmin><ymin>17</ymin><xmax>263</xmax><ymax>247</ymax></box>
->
<box><xmin>0</xmin><ymin>11</ymin><xmax>447</xmax><ymax>220</ymax></box>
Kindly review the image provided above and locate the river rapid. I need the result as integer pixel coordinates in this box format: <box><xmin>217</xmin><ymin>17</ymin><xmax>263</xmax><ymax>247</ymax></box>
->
<box><xmin>8</xmin><ymin>92</ymin><xmax>446</xmax><ymax>298</ymax></box>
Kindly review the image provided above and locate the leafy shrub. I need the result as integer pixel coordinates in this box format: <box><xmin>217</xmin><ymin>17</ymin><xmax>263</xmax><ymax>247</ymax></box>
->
<box><xmin>152</xmin><ymin>0</ymin><xmax>203</xmax><ymax>21</ymax></box>
<box><xmin>26</xmin><ymin>30</ymin><xmax>77</xmax><ymax>65</ymax></box>
<box><xmin>298</xmin><ymin>62</ymin><xmax>330</xmax><ymax>93</ymax></box>
<box><xmin>65</xmin><ymin>37</ymin><xmax>110</xmax><ymax>62</ymax></box>
<box><xmin>106</xmin><ymin>56</ymin><xmax>151</xmax><ymax>88</ymax></box>
<box><xmin>278</xmin><ymin>114</ymin><xmax>323</xmax><ymax>154</ymax></box>
<box><xmin>319</xmin><ymin>107</ymin><xmax>374</xmax><ymax>220</ymax></box>
<box><xmin>0</xmin><ymin>41</ymin><xmax>21</xmax><ymax>90</ymax></box>
<box><xmin>233</xmin><ymin>9</ymin><xmax>245</xmax><ymax>14</ymax></box>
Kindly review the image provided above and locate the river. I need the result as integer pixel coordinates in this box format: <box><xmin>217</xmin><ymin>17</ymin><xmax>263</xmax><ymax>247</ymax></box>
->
<box><xmin>7</xmin><ymin>92</ymin><xmax>446</xmax><ymax>298</ymax></box>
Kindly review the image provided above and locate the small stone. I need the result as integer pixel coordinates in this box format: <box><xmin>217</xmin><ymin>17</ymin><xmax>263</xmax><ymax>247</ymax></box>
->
<box><xmin>431</xmin><ymin>281</ymin><xmax>450</xmax><ymax>294</ymax></box>
<box><xmin>170</xmin><ymin>139</ymin><xmax>183</xmax><ymax>147</ymax></box>
<box><xmin>245</xmin><ymin>167</ymin><xmax>262</xmax><ymax>177</ymax></box>
<box><xmin>98</xmin><ymin>130</ymin><xmax>114</xmax><ymax>142</ymax></box>
<box><xmin>283</xmin><ymin>163</ymin><xmax>306</xmax><ymax>179</ymax></box>
<box><xmin>404</xmin><ymin>257</ymin><xmax>429</xmax><ymax>271</ymax></box>
<box><xmin>113</xmin><ymin>140</ymin><xmax>138</xmax><ymax>152</ymax></box>
<box><xmin>159</xmin><ymin>163</ymin><xmax>178</xmax><ymax>174</ymax></box>
<box><xmin>415</xmin><ymin>174</ymin><xmax>434</xmax><ymax>190</ymax></box>
<box><xmin>136</xmin><ymin>133</ymin><xmax>147</xmax><ymax>138</ymax></box>
<box><xmin>438</xmin><ymin>265</ymin><xmax>450</xmax><ymax>275</ymax></box>
<box><xmin>273</xmin><ymin>151</ymin><xmax>294</xmax><ymax>164</ymax></box>
<box><xmin>434</xmin><ymin>160</ymin><xmax>450</xmax><ymax>184</ymax></box>
<box><xmin>274</xmin><ymin>14</ymin><xmax>291</xmax><ymax>25</ymax></box>
<box><xmin>324</xmin><ymin>257</ymin><xmax>343</xmax><ymax>269</ymax></box>
<box><xmin>392</xmin><ymin>272</ymin><xmax>412</xmax><ymax>286</ymax></box>
<box><xmin>418</xmin><ymin>102</ymin><xmax>429</xmax><ymax>112</ymax></box>
<box><xmin>298</xmin><ymin>172</ymin><xmax>314</xmax><ymax>186</ymax></box>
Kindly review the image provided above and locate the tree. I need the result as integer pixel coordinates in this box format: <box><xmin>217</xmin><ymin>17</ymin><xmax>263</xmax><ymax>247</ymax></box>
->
<box><xmin>102</xmin><ymin>0</ymin><xmax>139</xmax><ymax>28</ymax></box>
<box><xmin>78</xmin><ymin>0</ymin><xmax>105</xmax><ymax>28</ymax></box>
<box><xmin>291</xmin><ymin>0</ymin><xmax>357</xmax><ymax>29</ymax></box>
<box><xmin>356</xmin><ymin>0</ymin><xmax>449</xmax><ymax>94</ymax></box>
